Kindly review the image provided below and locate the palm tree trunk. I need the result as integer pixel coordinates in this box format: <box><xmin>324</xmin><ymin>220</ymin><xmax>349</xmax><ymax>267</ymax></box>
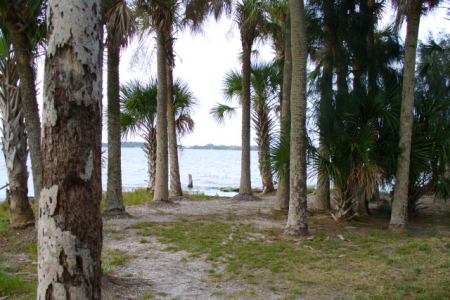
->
<box><xmin>390</xmin><ymin>1</ymin><xmax>422</xmax><ymax>230</ymax></box>
<box><xmin>284</xmin><ymin>0</ymin><xmax>309</xmax><ymax>236</ymax></box>
<box><xmin>0</xmin><ymin>93</ymin><xmax>34</xmax><ymax>229</ymax></box>
<box><xmin>105</xmin><ymin>41</ymin><xmax>126</xmax><ymax>215</ymax></box>
<box><xmin>38</xmin><ymin>0</ymin><xmax>103</xmax><ymax>298</ymax></box>
<box><xmin>233</xmin><ymin>38</ymin><xmax>257</xmax><ymax>201</ymax></box>
<box><xmin>255</xmin><ymin>108</ymin><xmax>274</xmax><ymax>194</ymax></box>
<box><xmin>315</xmin><ymin>37</ymin><xmax>332</xmax><ymax>211</ymax></box>
<box><xmin>143</xmin><ymin>128</ymin><xmax>157</xmax><ymax>192</ymax></box>
<box><xmin>167</xmin><ymin>63</ymin><xmax>183</xmax><ymax>197</ymax></box>
<box><xmin>5</xmin><ymin>23</ymin><xmax>42</xmax><ymax>206</ymax></box>
<box><xmin>153</xmin><ymin>26</ymin><xmax>169</xmax><ymax>202</ymax></box>
<box><xmin>274</xmin><ymin>15</ymin><xmax>291</xmax><ymax>211</ymax></box>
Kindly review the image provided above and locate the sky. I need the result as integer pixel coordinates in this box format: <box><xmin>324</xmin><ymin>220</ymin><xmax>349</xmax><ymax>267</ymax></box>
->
<box><xmin>36</xmin><ymin>5</ymin><xmax>449</xmax><ymax>147</ymax></box>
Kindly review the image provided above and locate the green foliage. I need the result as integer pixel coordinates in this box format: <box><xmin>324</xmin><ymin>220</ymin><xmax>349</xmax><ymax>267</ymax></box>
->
<box><xmin>184</xmin><ymin>191</ymin><xmax>217</xmax><ymax>200</ymax></box>
<box><xmin>0</xmin><ymin>201</ymin><xmax>9</xmax><ymax>234</ymax></box>
<box><xmin>123</xmin><ymin>188</ymin><xmax>153</xmax><ymax>205</ymax></box>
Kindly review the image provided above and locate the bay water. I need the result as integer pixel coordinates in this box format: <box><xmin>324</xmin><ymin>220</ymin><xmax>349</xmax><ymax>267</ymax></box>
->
<box><xmin>0</xmin><ymin>148</ymin><xmax>265</xmax><ymax>200</ymax></box>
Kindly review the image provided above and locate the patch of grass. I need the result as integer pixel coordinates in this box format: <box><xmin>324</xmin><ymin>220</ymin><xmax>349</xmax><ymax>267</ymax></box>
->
<box><xmin>184</xmin><ymin>191</ymin><xmax>217</xmax><ymax>200</ymax></box>
<box><xmin>102</xmin><ymin>249</ymin><xmax>137</xmax><ymax>273</ymax></box>
<box><xmin>0</xmin><ymin>201</ymin><xmax>10</xmax><ymax>234</ymax></box>
<box><xmin>123</xmin><ymin>188</ymin><xmax>153</xmax><ymax>205</ymax></box>
<box><xmin>133</xmin><ymin>213</ymin><xmax>450</xmax><ymax>300</ymax></box>
<box><xmin>307</xmin><ymin>186</ymin><xmax>316</xmax><ymax>194</ymax></box>
<box><xmin>0</xmin><ymin>270</ymin><xmax>36</xmax><ymax>299</ymax></box>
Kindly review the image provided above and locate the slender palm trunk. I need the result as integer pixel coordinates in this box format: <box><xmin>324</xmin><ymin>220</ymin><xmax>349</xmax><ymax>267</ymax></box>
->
<box><xmin>390</xmin><ymin>2</ymin><xmax>422</xmax><ymax>229</ymax></box>
<box><xmin>274</xmin><ymin>16</ymin><xmax>292</xmax><ymax>211</ymax></box>
<box><xmin>5</xmin><ymin>24</ymin><xmax>42</xmax><ymax>205</ymax></box>
<box><xmin>38</xmin><ymin>0</ymin><xmax>103</xmax><ymax>297</ymax></box>
<box><xmin>153</xmin><ymin>26</ymin><xmax>169</xmax><ymax>202</ymax></box>
<box><xmin>105</xmin><ymin>41</ymin><xmax>126</xmax><ymax>214</ymax></box>
<box><xmin>284</xmin><ymin>0</ymin><xmax>309</xmax><ymax>236</ymax></box>
<box><xmin>233</xmin><ymin>38</ymin><xmax>256</xmax><ymax>201</ymax></box>
<box><xmin>167</xmin><ymin>63</ymin><xmax>183</xmax><ymax>197</ymax></box>
<box><xmin>315</xmin><ymin>37</ymin><xmax>332</xmax><ymax>211</ymax></box>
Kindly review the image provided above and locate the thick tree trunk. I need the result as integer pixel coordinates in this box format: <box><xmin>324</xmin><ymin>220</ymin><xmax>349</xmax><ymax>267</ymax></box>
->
<box><xmin>274</xmin><ymin>16</ymin><xmax>292</xmax><ymax>211</ymax></box>
<box><xmin>0</xmin><ymin>57</ymin><xmax>34</xmax><ymax>228</ymax></box>
<box><xmin>5</xmin><ymin>22</ymin><xmax>43</xmax><ymax>205</ymax></box>
<box><xmin>284</xmin><ymin>0</ymin><xmax>309</xmax><ymax>236</ymax></box>
<box><xmin>232</xmin><ymin>39</ymin><xmax>258</xmax><ymax>201</ymax></box>
<box><xmin>167</xmin><ymin>64</ymin><xmax>183</xmax><ymax>197</ymax></box>
<box><xmin>105</xmin><ymin>41</ymin><xmax>126</xmax><ymax>215</ymax></box>
<box><xmin>38</xmin><ymin>1</ymin><xmax>103</xmax><ymax>298</ymax></box>
<box><xmin>390</xmin><ymin>2</ymin><xmax>422</xmax><ymax>230</ymax></box>
<box><xmin>153</xmin><ymin>27</ymin><xmax>169</xmax><ymax>202</ymax></box>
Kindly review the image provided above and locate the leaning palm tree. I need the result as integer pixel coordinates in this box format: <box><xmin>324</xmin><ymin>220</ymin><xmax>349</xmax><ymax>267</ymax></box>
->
<box><xmin>120</xmin><ymin>78</ymin><xmax>196</xmax><ymax>194</ymax></box>
<box><xmin>389</xmin><ymin>0</ymin><xmax>442</xmax><ymax>230</ymax></box>
<box><xmin>103</xmin><ymin>0</ymin><xmax>137</xmax><ymax>215</ymax></box>
<box><xmin>0</xmin><ymin>31</ymin><xmax>34</xmax><ymax>229</ymax></box>
<box><xmin>212</xmin><ymin>62</ymin><xmax>280</xmax><ymax>194</ymax></box>
<box><xmin>0</xmin><ymin>0</ymin><xmax>45</xmax><ymax>204</ymax></box>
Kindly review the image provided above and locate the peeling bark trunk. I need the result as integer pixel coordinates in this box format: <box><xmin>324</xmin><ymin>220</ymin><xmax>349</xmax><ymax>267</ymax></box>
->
<box><xmin>38</xmin><ymin>0</ymin><xmax>103</xmax><ymax>298</ymax></box>
<box><xmin>254</xmin><ymin>107</ymin><xmax>274</xmax><ymax>194</ymax></box>
<box><xmin>390</xmin><ymin>1</ymin><xmax>422</xmax><ymax>230</ymax></box>
<box><xmin>284</xmin><ymin>0</ymin><xmax>309</xmax><ymax>236</ymax></box>
<box><xmin>5</xmin><ymin>21</ymin><xmax>43</xmax><ymax>206</ymax></box>
<box><xmin>153</xmin><ymin>27</ymin><xmax>169</xmax><ymax>202</ymax></box>
<box><xmin>274</xmin><ymin>16</ymin><xmax>291</xmax><ymax>211</ymax></box>
<box><xmin>105</xmin><ymin>41</ymin><xmax>126</xmax><ymax>214</ymax></box>
<box><xmin>143</xmin><ymin>128</ymin><xmax>157</xmax><ymax>192</ymax></box>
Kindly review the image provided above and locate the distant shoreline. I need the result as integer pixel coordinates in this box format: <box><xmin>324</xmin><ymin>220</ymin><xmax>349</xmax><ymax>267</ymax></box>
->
<box><xmin>103</xmin><ymin>143</ymin><xmax>258</xmax><ymax>151</ymax></box>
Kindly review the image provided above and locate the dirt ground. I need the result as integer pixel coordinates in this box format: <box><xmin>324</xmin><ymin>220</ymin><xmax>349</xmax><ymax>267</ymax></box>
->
<box><xmin>100</xmin><ymin>193</ymin><xmax>450</xmax><ymax>299</ymax></box>
<box><xmin>1</xmin><ymin>193</ymin><xmax>449</xmax><ymax>300</ymax></box>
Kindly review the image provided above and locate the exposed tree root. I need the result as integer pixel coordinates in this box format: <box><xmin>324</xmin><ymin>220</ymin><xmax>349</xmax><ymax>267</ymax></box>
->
<box><xmin>101</xmin><ymin>274</ymin><xmax>153</xmax><ymax>300</ymax></box>
<box><xmin>169</xmin><ymin>195</ymin><xmax>191</xmax><ymax>202</ymax></box>
<box><xmin>282</xmin><ymin>227</ymin><xmax>310</xmax><ymax>239</ymax></box>
<box><xmin>102</xmin><ymin>209</ymin><xmax>133</xmax><ymax>219</ymax></box>
<box><xmin>147</xmin><ymin>199</ymin><xmax>181</xmax><ymax>207</ymax></box>
<box><xmin>231</xmin><ymin>193</ymin><xmax>261</xmax><ymax>201</ymax></box>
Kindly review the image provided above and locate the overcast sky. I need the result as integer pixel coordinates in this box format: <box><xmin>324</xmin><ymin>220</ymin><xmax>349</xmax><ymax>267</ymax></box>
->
<box><xmin>36</xmin><ymin>6</ymin><xmax>448</xmax><ymax>147</ymax></box>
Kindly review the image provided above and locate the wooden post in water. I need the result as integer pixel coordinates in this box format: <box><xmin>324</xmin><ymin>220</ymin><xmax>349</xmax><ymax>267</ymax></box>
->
<box><xmin>188</xmin><ymin>174</ymin><xmax>193</xmax><ymax>188</ymax></box>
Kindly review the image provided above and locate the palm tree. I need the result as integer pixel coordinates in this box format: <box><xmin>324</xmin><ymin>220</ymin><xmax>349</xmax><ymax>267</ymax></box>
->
<box><xmin>0</xmin><ymin>0</ymin><xmax>45</xmax><ymax>204</ymax></box>
<box><xmin>284</xmin><ymin>0</ymin><xmax>309</xmax><ymax>236</ymax></box>
<box><xmin>389</xmin><ymin>0</ymin><xmax>442</xmax><ymax>230</ymax></box>
<box><xmin>120</xmin><ymin>78</ymin><xmax>196</xmax><ymax>194</ymax></box>
<box><xmin>104</xmin><ymin>0</ymin><xmax>136</xmax><ymax>215</ymax></box>
<box><xmin>38</xmin><ymin>0</ymin><xmax>103</xmax><ymax>297</ymax></box>
<box><xmin>135</xmin><ymin>0</ymin><xmax>174</xmax><ymax>202</ymax></box>
<box><xmin>212</xmin><ymin>62</ymin><xmax>280</xmax><ymax>194</ymax></box>
<box><xmin>0</xmin><ymin>31</ymin><xmax>34</xmax><ymax>229</ymax></box>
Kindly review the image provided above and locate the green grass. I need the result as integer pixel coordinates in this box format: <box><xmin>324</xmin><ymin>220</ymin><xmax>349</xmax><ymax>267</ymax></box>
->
<box><xmin>184</xmin><ymin>191</ymin><xmax>218</xmax><ymax>200</ymax></box>
<box><xmin>0</xmin><ymin>270</ymin><xmax>36</xmax><ymax>299</ymax></box>
<box><xmin>102</xmin><ymin>249</ymin><xmax>137</xmax><ymax>273</ymax></box>
<box><xmin>131</xmin><ymin>214</ymin><xmax>450</xmax><ymax>299</ymax></box>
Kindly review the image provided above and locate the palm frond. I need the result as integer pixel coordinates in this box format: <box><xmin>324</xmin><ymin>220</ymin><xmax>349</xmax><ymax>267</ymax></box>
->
<box><xmin>210</xmin><ymin>103</ymin><xmax>237</xmax><ymax>125</ymax></box>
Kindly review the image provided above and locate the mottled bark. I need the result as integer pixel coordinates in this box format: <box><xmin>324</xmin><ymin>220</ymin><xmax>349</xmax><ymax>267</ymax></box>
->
<box><xmin>153</xmin><ymin>27</ymin><xmax>169</xmax><ymax>202</ymax></box>
<box><xmin>284</xmin><ymin>0</ymin><xmax>309</xmax><ymax>236</ymax></box>
<box><xmin>390</xmin><ymin>1</ymin><xmax>422</xmax><ymax>230</ymax></box>
<box><xmin>38</xmin><ymin>0</ymin><xmax>103</xmax><ymax>298</ymax></box>
<box><xmin>0</xmin><ymin>55</ymin><xmax>34</xmax><ymax>229</ymax></box>
<box><xmin>254</xmin><ymin>107</ymin><xmax>274</xmax><ymax>194</ymax></box>
<box><xmin>167</xmin><ymin>64</ymin><xmax>183</xmax><ymax>197</ymax></box>
<box><xmin>5</xmin><ymin>22</ymin><xmax>42</xmax><ymax>205</ymax></box>
<box><xmin>274</xmin><ymin>16</ymin><xmax>291</xmax><ymax>211</ymax></box>
<box><xmin>105</xmin><ymin>41</ymin><xmax>126</xmax><ymax>215</ymax></box>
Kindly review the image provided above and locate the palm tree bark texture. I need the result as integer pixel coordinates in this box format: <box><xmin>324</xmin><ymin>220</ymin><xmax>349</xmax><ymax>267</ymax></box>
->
<box><xmin>284</xmin><ymin>0</ymin><xmax>309</xmax><ymax>236</ymax></box>
<box><xmin>390</xmin><ymin>0</ymin><xmax>423</xmax><ymax>229</ymax></box>
<box><xmin>38</xmin><ymin>0</ymin><xmax>103</xmax><ymax>298</ymax></box>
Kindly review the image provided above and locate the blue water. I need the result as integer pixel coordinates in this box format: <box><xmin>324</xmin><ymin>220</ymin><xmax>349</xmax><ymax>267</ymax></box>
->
<box><xmin>0</xmin><ymin>148</ymin><xmax>266</xmax><ymax>199</ymax></box>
